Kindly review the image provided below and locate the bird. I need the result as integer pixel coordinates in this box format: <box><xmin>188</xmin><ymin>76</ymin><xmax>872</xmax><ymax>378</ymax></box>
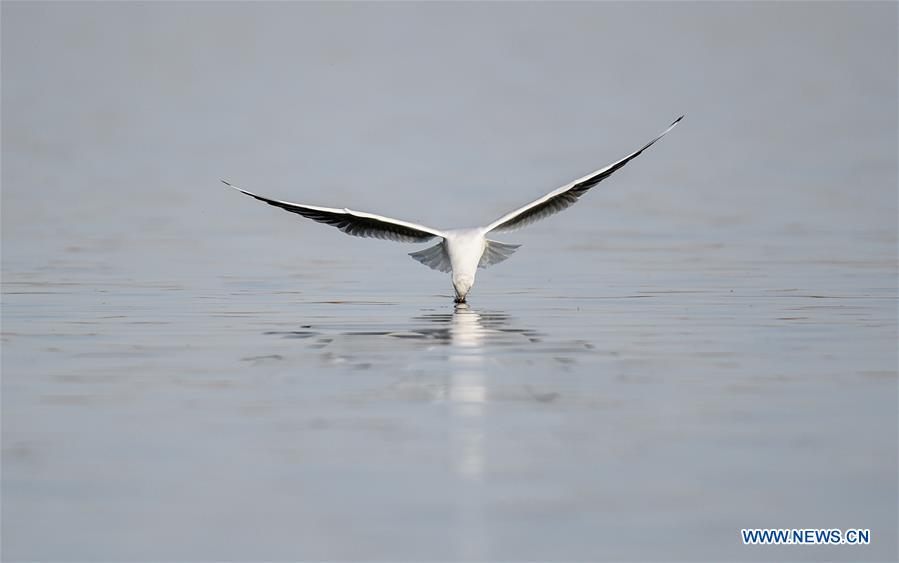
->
<box><xmin>224</xmin><ymin>116</ymin><xmax>683</xmax><ymax>303</ymax></box>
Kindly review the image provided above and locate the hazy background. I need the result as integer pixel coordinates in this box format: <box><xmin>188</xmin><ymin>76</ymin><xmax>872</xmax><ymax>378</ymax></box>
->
<box><xmin>2</xmin><ymin>2</ymin><xmax>897</xmax><ymax>561</ymax></box>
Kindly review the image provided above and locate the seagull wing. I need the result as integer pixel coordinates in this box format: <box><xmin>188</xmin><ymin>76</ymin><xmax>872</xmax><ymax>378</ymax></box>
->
<box><xmin>485</xmin><ymin>116</ymin><xmax>683</xmax><ymax>234</ymax></box>
<box><xmin>223</xmin><ymin>181</ymin><xmax>444</xmax><ymax>243</ymax></box>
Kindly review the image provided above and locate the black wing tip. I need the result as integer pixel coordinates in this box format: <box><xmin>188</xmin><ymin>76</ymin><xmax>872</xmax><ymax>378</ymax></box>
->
<box><xmin>672</xmin><ymin>114</ymin><xmax>685</xmax><ymax>126</ymax></box>
<box><xmin>221</xmin><ymin>179</ymin><xmax>252</xmax><ymax>196</ymax></box>
<box><xmin>222</xmin><ymin>179</ymin><xmax>246</xmax><ymax>193</ymax></box>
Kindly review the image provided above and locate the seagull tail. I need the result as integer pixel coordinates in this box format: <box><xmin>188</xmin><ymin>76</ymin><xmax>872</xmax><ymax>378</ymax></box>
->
<box><xmin>409</xmin><ymin>241</ymin><xmax>452</xmax><ymax>273</ymax></box>
<box><xmin>478</xmin><ymin>240</ymin><xmax>521</xmax><ymax>269</ymax></box>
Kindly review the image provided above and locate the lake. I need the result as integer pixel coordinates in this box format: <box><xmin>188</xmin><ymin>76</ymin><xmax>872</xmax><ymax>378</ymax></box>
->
<box><xmin>2</xmin><ymin>2</ymin><xmax>896</xmax><ymax>561</ymax></box>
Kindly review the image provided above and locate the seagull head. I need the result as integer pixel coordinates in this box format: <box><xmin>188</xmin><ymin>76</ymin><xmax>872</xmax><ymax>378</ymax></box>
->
<box><xmin>452</xmin><ymin>274</ymin><xmax>474</xmax><ymax>303</ymax></box>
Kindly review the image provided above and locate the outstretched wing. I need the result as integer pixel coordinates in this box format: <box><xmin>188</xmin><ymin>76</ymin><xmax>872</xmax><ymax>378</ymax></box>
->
<box><xmin>485</xmin><ymin>116</ymin><xmax>683</xmax><ymax>233</ymax></box>
<box><xmin>223</xmin><ymin>181</ymin><xmax>444</xmax><ymax>243</ymax></box>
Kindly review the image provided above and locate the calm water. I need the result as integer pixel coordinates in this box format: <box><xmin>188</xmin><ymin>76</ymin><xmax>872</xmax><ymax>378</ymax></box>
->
<box><xmin>2</xmin><ymin>3</ymin><xmax>897</xmax><ymax>561</ymax></box>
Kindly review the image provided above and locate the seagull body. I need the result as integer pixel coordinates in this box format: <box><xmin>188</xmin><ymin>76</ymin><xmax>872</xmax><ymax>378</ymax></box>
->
<box><xmin>225</xmin><ymin>116</ymin><xmax>682</xmax><ymax>302</ymax></box>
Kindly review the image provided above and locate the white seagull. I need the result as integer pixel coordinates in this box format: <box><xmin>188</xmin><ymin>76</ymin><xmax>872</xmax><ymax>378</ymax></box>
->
<box><xmin>224</xmin><ymin>116</ymin><xmax>682</xmax><ymax>303</ymax></box>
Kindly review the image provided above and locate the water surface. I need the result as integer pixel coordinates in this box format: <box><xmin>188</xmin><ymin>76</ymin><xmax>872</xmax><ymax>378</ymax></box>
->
<box><xmin>2</xmin><ymin>2</ymin><xmax>897</xmax><ymax>561</ymax></box>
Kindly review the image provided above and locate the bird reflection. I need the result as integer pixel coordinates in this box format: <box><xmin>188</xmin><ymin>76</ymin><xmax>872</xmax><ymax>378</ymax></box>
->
<box><xmin>266</xmin><ymin>304</ymin><xmax>541</xmax><ymax>560</ymax></box>
<box><xmin>266</xmin><ymin>303</ymin><xmax>540</xmax><ymax>348</ymax></box>
<box><xmin>266</xmin><ymin>305</ymin><xmax>540</xmax><ymax>482</ymax></box>
<box><xmin>411</xmin><ymin>304</ymin><xmax>541</xmax><ymax>347</ymax></box>
<box><xmin>430</xmin><ymin>304</ymin><xmax>488</xmax><ymax>480</ymax></box>
<box><xmin>408</xmin><ymin>304</ymin><xmax>543</xmax><ymax>558</ymax></box>
<box><xmin>443</xmin><ymin>304</ymin><xmax>489</xmax><ymax>559</ymax></box>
